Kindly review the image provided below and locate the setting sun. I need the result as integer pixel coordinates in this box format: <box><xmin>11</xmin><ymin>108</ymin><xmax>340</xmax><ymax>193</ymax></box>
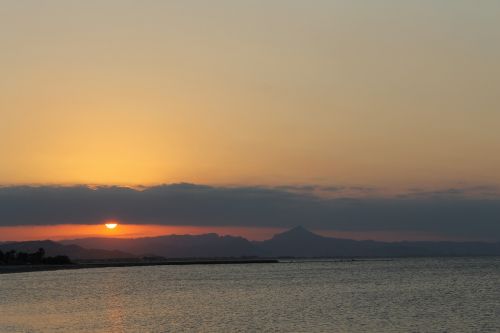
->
<box><xmin>105</xmin><ymin>223</ymin><xmax>118</xmax><ymax>230</ymax></box>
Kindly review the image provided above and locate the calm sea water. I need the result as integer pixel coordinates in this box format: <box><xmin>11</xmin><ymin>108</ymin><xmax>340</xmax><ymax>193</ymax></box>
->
<box><xmin>1</xmin><ymin>257</ymin><xmax>499</xmax><ymax>332</ymax></box>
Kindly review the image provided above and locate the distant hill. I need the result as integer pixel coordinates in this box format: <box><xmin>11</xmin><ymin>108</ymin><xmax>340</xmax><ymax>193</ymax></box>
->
<box><xmin>6</xmin><ymin>227</ymin><xmax>500</xmax><ymax>260</ymax></box>
<box><xmin>254</xmin><ymin>226</ymin><xmax>426</xmax><ymax>257</ymax></box>
<box><xmin>254</xmin><ymin>226</ymin><xmax>500</xmax><ymax>257</ymax></box>
<box><xmin>0</xmin><ymin>240</ymin><xmax>135</xmax><ymax>260</ymax></box>
<box><xmin>62</xmin><ymin>233</ymin><xmax>263</xmax><ymax>258</ymax></box>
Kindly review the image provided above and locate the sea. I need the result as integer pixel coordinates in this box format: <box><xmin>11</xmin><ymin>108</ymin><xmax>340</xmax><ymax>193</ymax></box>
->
<box><xmin>1</xmin><ymin>257</ymin><xmax>499</xmax><ymax>332</ymax></box>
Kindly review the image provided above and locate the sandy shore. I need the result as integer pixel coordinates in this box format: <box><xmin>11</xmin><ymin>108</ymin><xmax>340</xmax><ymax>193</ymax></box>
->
<box><xmin>0</xmin><ymin>259</ymin><xmax>279</xmax><ymax>275</ymax></box>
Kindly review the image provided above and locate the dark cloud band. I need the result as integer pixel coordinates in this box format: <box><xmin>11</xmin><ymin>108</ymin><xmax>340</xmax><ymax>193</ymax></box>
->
<box><xmin>0</xmin><ymin>184</ymin><xmax>499</xmax><ymax>240</ymax></box>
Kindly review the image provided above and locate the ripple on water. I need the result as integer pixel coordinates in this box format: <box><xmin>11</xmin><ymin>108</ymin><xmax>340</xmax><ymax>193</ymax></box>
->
<box><xmin>0</xmin><ymin>257</ymin><xmax>499</xmax><ymax>332</ymax></box>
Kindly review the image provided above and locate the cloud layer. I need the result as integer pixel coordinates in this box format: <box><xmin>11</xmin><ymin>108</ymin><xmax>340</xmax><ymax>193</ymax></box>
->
<box><xmin>0</xmin><ymin>184</ymin><xmax>499</xmax><ymax>240</ymax></box>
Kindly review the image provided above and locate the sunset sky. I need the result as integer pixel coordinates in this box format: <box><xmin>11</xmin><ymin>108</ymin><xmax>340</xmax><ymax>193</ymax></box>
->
<box><xmin>1</xmin><ymin>1</ymin><xmax>499</xmax><ymax>241</ymax></box>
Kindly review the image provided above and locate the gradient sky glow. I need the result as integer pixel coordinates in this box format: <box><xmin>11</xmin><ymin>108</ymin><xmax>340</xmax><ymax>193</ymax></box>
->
<box><xmin>1</xmin><ymin>1</ymin><xmax>499</xmax><ymax>187</ymax></box>
<box><xmin>1</xmin><ymin>1</ymin><xmax>499</xmax><ymax>241</ymax></box>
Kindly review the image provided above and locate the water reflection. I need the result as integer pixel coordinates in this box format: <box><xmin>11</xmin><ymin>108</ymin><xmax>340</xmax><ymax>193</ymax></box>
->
<box><xmin>0</xmin><ymin>258</ymin><xmax>499</xmax><ymax>332</ymax></box>
<box><xmin>102</xmin><ymin>272</ymin><xmax>126</xmax><ymax>333</ymax></box>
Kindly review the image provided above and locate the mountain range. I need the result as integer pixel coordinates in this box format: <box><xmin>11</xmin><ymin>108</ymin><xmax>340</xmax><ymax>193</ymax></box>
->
<box><xmin>0</xmin><ymin>226</ymin><xmax>500</xmax><ymax>260</ymax></box>
<box><xmin>2</xmin><ymin>226</ymin><xmax>499</xmax><ymax>260</ymax></box>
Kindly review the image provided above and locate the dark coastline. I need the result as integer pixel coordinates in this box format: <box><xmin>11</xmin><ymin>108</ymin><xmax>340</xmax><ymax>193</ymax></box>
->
<box><xmin>0</xmin><ymin>259</ymin><xmax>279</xmax><ymax>275</ymax></box>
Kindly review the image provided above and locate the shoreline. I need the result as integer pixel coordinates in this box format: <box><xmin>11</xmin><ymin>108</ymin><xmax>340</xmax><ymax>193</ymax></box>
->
<box><xmin>0</xmin><ymin>259</ymin><xmax>279</xmax><ymax>275</ymax></box>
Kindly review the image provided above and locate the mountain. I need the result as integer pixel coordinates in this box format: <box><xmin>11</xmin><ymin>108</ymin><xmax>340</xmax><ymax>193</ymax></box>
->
<box><xmin>254</xmin><ymin>226</ymin><xmax>390</xmax><ymax>257</ymax></box>
<box><xmin>0</xmin><ymin>240</ymin><xmax>135</xmax><ymax>260</ymax></box>
<box><xmin>5</xmin><ymin>227</ymin><xmax>499</xmax><ymax>260</ymax></box>
<box><xmin>62</xmin><ymin>233</ymin><xmax>263</xmax><ymax>258</ymax></box>
<box><xmin>255</xmin><ymin>226</ymin><xmax>500</xmax><ymax>257</ymax></box>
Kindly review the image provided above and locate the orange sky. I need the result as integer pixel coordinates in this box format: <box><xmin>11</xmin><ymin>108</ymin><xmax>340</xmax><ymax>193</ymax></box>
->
<box><xmin>0</xmin><ymin>224</ymin><xmax>285</xmax><ymax>242</ymax></box>
<box><xmin>1</xmin><ymin>2</ymin><xmax>500</xmax><ymax>188</ymax></box>
<box><xmin>0</xmin><ymin>224</ymin><xmax>486</xmax><ymax>243</ymax></box>
<box><xmin>1</xmin><ymin>2</ymin><xmax>499</xmax><ymax>243</ymax></box>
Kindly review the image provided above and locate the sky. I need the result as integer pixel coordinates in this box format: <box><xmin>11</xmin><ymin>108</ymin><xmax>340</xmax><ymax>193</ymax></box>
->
<box><xmin>1</xmin><ymin>1</ymin><xmax>499</xmax><ymax>241</ymax></box>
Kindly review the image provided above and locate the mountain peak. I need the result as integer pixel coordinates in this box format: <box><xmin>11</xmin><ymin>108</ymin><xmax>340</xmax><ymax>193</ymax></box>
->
<box><xmin>272</xmin><ymin>226</ymin><xmax>322</xmax><ymax>240</ymax></box>
<box><xmin>288</xmin><ymin>225</ymin><xmax>312</xmax><ymax>234</ymax></box>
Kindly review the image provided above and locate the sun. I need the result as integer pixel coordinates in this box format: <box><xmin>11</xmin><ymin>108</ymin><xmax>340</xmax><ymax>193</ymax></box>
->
<box><xmin>105</xmin><ymin>223</ymin><xmax>118</xmax><ymax>230</ymax></box>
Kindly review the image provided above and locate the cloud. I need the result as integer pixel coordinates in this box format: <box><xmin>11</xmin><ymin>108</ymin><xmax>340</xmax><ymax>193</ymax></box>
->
<box><xmin>0</xmin><ymin>184</ymin><xmax>499</xmax><ymax>240</ymax></box>
<box><xmin>271</xmin><ymin>184</ymin><xmax>379</xmax><ymax>197</ymax></box>
<box><xmin>401</xmin><ymin>185</ymin><xmax>500</xmax><ymax>199</ymax></box>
